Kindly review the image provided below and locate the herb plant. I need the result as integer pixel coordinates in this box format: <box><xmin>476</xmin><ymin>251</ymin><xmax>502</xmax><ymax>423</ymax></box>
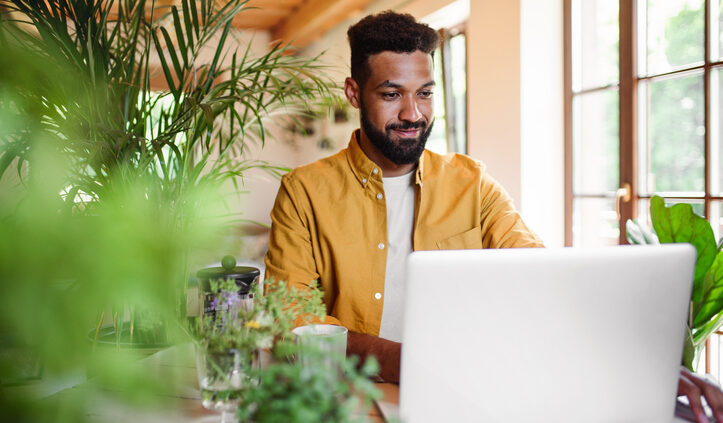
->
<box><xmin>196</xmin><ymin>278</ymin><xmax>326</xmax><ymax>353</ymax></box>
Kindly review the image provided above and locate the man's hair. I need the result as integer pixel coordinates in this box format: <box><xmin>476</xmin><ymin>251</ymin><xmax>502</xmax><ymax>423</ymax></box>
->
<box><xmin>347</xmin><ymin>11</ymin><xmax>439</xmax><ymax>88</ymax></box>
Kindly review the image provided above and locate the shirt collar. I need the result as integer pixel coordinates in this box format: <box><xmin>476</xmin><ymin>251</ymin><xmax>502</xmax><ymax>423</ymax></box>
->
<box><xmin>346</xmin><ymin>129</ymin><xmax>426</xmax><ymax>187</ymax></box>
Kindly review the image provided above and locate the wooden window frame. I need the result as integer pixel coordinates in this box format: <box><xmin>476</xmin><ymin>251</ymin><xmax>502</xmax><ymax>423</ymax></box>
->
<box><xmin>565</xmin><ymin>0</ymin><xmax>723</xmax><ymax>247</ymax></box>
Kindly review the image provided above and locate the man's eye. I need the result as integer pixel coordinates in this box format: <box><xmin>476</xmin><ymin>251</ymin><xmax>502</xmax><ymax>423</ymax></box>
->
<box><xmin>419</xmin><ymin>90</ymin><xmax>433</xmax><ymax>98</ymax></box>
<box><xmin>381</xmin><ymin>92</ymin><xmax>400</xmax><ymax>100</ymax></box>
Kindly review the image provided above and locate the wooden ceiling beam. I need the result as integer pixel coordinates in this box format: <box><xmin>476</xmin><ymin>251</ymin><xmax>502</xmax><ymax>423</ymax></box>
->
<box><xmin>270</xmin><ymin>0</ymin><xmax>374</xmax><ymax>48</ymax></box>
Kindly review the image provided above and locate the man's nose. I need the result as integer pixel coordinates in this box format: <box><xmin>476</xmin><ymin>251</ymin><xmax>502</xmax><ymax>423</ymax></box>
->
<box><xmin>398</xmin><ymin>95</ymin><xmax>422</xmax><ymax>122</ymax></box>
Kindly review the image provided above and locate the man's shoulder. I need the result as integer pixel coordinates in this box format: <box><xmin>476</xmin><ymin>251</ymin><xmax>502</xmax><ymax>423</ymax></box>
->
<box><xmin>422</xmin><ymin>150</ymin><xmax>487</xmax><ymax>178</ymax></box>
<box><xmin>283</xmin><ymin>148</ymin><xmax>349</xmax><ymax>183</ymax></box>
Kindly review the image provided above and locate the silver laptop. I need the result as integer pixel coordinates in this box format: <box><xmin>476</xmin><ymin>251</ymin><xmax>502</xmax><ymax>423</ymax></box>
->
<box><xmin>398</xmin><ymin>245</ymin><xmax>696</xmax><ymax>423</ymax></box>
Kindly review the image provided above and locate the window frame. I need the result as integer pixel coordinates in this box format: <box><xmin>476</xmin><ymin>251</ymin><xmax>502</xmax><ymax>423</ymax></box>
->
<box><xmin>564</xmin><ymin>0</ymin><xmax>723</xmax><ymax>246</ymax></box>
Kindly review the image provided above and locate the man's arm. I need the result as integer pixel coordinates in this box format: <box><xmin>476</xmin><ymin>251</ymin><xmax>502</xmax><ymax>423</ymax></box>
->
<box><xmin>347</xmin><ymin>331</ymin><xmax>401</xmax><ymax>383</ymax></box>
<box><xmin>265</xmin><ymin>175</ymin><xmax>342</xmax><ymax>326</ymax></box>
<box><xmin>478</xmin><ymin>173</ymin><xmax>544</xmax><ymax>249</ymax></box>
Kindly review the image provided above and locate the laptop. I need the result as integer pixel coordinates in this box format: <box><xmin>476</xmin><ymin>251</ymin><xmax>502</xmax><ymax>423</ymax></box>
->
<box><xmin>397</xmin><ymin>244</ymin><xmax>697</xmax><ymax>423</ymax></box>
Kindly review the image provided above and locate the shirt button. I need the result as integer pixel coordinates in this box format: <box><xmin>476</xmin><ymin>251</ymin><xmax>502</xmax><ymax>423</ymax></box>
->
<box><xmin>362</xmin><ymin>178</ymin><xmax>367</xmax><ymax>184</ymax></box>
<box><xmin>378</xmin><ymin>243</ymin><xmax>385</xmax><ymax>250</ymax></box>
<box><xmin>376</xmin><ymin>193</ymin><xmax>383</xmax><ymax>200</ymax></box>
<box><xmin>374</xmin><ymin>292</ymin><xmax>382</xmax><ymax>300</ymax></box>
<box><xmin>372</xmin><ymin>168</ymin><xmax>379</xmax><ymax>175</ymax></box>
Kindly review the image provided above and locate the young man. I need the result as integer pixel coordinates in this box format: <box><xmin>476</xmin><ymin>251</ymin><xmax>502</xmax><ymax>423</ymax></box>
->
<box><xmin>264</xmin><ymin>11</ymin><xmax>723</xmax><ymax>422</ymax></box>
<box><xmin>265</xmin><ymin>11</ymin><xmax>541</xmax><ymax>381</ymax></box>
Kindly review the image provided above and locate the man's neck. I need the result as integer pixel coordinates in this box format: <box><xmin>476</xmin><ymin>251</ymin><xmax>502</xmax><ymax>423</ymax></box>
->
<box><xmin>357</xmin><ymin>130</ymin><xmax>417</xmax><ymax>177</ymax></box>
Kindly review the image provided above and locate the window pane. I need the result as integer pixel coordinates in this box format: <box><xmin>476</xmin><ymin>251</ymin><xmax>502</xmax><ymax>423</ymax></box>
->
<box><xmin>573</xmin><ymin>90</ymin><xmax>619</xmax><ymax>194</ymax></box>
<box><xmin>450</xmin><ymin>33</ymin><xmax>467</xmax><ymax>154</ymax></box>
<box><xmin>713</xmin><ymin>201</ymin><xmax>723</xmax><ymax>241</ymax></box>
<box><xmin>427</xmin><ymin>48</ymin><xmax>448</xmax><ymax>154</ymax></box>
<box><xmin>715</xmin><ymin>68</ymin><xmax>723</xmax><ymax>195</ymax></box>
<box><xmin>642</xmin><ymin>0</ymin><xmax>704</xmax><ymax>76</ymax></box>
<box><xmin>571</xmin><ymin>0</ymin><xmax>619</xmax><ymax>91</ymax></box>
<box><xmin>637</xmin><ymin>198</ymin><xmax>652</xmax><ymax>228</ymax></box>
<box><xmin>715</xmin><ymin>0</ymin><xmax>723</xmax><ymax>61</ymax></box>
<box><xmin>573</xmin><ymin>198</ymin><xmax>619</xmax><ymax>246</ymax></box>
<box><xmin>640</xmin><ymin>73</ymin><xmax>705</xmax><ymax>194</ymax></box>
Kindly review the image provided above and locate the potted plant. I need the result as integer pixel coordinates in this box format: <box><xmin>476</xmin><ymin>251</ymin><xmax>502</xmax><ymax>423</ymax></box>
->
<box><xmin>0</xmin><ymin>0</ymin><xmax>337</xmax><ymax>348</ymax></box>
<box><xmin>0</xmin><ymin>0</ymin><xmax>337</xmax><ymax>419</ymax></box>
<box><xmin>627</xmin><ymin>195</ymin><xmax>723</xmax><ymax>369</ymax></box>
<box><xmin>193</xmin><ymin>276</ymin><xmax>381</xmax><ymax>422</ymax></box>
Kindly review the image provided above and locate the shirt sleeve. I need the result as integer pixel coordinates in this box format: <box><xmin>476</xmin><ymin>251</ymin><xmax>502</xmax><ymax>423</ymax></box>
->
<box><xmin>478</xmin><ymin>173</ymin><xmax>545</xmax><ymax>249</ymax></box>
<box><xmin>264</xmin><ymin>174</ymin><xmax>343</xmax><ymax>327</ymax></box>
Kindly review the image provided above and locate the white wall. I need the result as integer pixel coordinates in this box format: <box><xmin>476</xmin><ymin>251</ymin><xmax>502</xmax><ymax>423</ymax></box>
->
<box><xmin>520</xmin><ymin>0</ymin><xmax>564</xmax><ymax>247</ymax></box>
<box><xmin>466</xmin><ymin>0</ymin><xmax>564</xmax><ymax>246</ymax></box>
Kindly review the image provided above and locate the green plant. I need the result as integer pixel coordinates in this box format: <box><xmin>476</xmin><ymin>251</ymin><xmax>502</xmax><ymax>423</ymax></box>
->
<box><xmin>627</xmin><ymin>195</ymin><xmax>723</xmax><ymax>368</ymax></box>
<box><xmin>0</xmin><ymin>0</ymin><xmax>336</xmax><ymax>341</ymax></box>
<box><xmin>193</xmin><ymin>278</ymin><xmax>382</xmax><ymax>423</ymax></box>
<box><xmin>237</xmin><ymin>342</ymin><xmax>381</xmax><ymax>423</ymax></box>
<box><xmin>195</xmin><ymin>278</ymin><xmax>326</xmax><ymax>353</ymax></box>
<box><xmin>1</xmin><ymin>0</ymin><xmax>335</xmax><ymax>214</ymax></box>
<box><xmin>0</xmin><ymin>0</ymin><xmax>338</xmax><ymax>420</ymax></box>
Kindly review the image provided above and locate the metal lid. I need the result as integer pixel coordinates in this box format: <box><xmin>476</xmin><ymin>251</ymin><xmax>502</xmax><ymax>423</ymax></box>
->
<box><xmin>196</xmin><ymin>255</ymin><xmax>260</xmax><ymax>293</ymax></box>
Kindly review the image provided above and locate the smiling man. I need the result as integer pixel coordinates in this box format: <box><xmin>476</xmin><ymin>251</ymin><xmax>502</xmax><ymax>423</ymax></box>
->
<box><xmin>264</xmin><ymin>11</ymin><xmax>542</xmax><ymax>382</ymax></box>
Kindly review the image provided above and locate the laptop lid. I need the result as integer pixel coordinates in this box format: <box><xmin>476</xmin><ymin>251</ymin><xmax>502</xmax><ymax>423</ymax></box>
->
<box><xmin>400</xmin><ymin>245</ymin><xmax>696</xmax><ymax>423</ymax></box>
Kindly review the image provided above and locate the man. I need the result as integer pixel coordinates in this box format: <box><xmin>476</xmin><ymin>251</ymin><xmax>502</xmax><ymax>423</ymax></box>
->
<box><xmin>265</xmin><ymin>11</ymin><xmax>723</xmax><ymax>422</ymax></box>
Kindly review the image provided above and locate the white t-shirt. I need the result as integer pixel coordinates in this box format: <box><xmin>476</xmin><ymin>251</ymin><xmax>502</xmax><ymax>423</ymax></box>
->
<box><xmin>378</xmin><ymin>170</ymin><xmax>416</xmax><ymax>343</ymax></box>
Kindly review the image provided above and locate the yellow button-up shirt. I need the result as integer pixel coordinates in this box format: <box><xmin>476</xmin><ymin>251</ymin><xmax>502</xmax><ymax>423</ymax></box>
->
<box><xmin>264</xmin><ymin>131</ymin><xmax>543</xmax><ymax>335</ymax></box>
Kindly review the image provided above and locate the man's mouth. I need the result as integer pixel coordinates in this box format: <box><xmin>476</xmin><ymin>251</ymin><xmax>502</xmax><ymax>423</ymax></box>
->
<box><xmin>391</xmin><ymin>128</ymin><xmax>420</xmax><ymax>138</ymax></box>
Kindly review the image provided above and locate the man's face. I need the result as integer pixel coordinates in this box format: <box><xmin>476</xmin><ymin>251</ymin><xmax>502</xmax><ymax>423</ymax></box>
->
<box><xmin>347</xmin><ymin>50</ymin><xmax>435</xmax><ymax>165</ymax></box>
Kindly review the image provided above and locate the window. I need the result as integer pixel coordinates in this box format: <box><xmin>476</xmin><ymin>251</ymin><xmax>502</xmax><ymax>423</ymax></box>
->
<box><xmin>427</xmin><ymin>27</ymin><xmax>467</xmax><ymax>155</ymax></box>
<box><xmin>566</xmin><ymin>0</ymin><xmax>723</xmax><ymax>246</ymax></box>
<box><xmin>566</xmin><ymin>0</ymin><xmax>723</xmax><ymax>373</ymax></box>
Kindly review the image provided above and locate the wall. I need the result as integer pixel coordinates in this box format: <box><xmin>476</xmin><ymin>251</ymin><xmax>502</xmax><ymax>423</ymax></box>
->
<box><xmin>520</xmin><ymin>0</ymin><xmax>564</xmax><ymax>247</ymax></box>
<box><xmin>466</xmin><ymin>0</ymin><xmax>564</xmax><ymax>246</ymax></box>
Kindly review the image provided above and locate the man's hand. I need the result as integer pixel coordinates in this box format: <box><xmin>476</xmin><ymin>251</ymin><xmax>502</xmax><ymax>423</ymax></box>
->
<box><xmin>679</xmin><ymin>367</ymin><xmax>723</xmax><ymax>422</ymax></box>
<box><xmin>346</xmin><ymin>331</ymin><xmax>401</xmax><ymax>383</ymax></box>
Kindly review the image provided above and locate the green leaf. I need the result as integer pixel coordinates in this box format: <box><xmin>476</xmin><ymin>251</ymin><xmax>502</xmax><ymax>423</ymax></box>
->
<box><xmin>692</xmin><ymin>251</ymin><xmax>723</xmax><ymax>327</ymax></box>
<box><xmin>650</xmin><ymin>195</ymin><xmax>717</xmax><ymax>302</ymax></box>
<box><xmin>198</xmin><ymin>103</ymin><xmax>214</xmax><ymax>126</ymax></box>
<box><xmin>158</xmin><ymin>26</ymin><xmax>184</xmax><ymax>84</ymax></box>
<box><xmin>170</xmin><ymin>6</ymin><xmax>188</xmax><ymax>68</ymax></box>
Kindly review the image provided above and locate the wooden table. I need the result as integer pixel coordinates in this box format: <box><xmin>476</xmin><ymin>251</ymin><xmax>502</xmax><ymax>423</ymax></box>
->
<box><xmin>46</xmin><ymin>344</ymin><xmax>397</xmax><ymax>422</ymax></box>
<box><xmin>39</xmin><ymin>344</ymin><xmax>708</xmax><ymax>422</ymax></box>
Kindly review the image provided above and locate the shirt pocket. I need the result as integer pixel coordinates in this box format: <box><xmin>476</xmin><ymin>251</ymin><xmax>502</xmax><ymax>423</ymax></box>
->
<box><xmin>435</xmin><ymin>226</ymin><xmax>483</xmax><ymax>250</ymax></box>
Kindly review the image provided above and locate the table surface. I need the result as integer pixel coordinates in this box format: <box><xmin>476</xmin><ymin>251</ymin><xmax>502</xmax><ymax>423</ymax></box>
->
<box><xmin>45</xmin><ymin>344</ymin><xmax>396</xmax><ymax>423</ymax></box>
<box><xmin>42</xmin><ymin>343</ymin><xmax>709</xmax><ymax>423</ymax></box>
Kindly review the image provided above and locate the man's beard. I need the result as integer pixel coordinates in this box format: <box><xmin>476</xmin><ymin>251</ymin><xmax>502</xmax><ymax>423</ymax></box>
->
<box><xmin>360</xmin><ymin>102</ymin><xmax>434</xmax><ymax>165</ymax></box>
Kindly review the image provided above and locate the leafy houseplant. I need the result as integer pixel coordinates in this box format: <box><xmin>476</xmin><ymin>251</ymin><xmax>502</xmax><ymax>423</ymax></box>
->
<box><xmin>0</xmin><ymin>0</ymin><xmax>337</xmax><ymax>420</ymax></box>
<box><xmin>194</xmin><ymin>277</ymin><xmax>381</xmax><ymax>423</ymax></box>
<box><xmin>627</xmin><ymin>195</ymin><xmax>723</xmax><ymax>369</ymax></box>
<box><xmin>0</xmin><ymin>0</ymin><xmax>336</xmax><ymax>345</ymax></box>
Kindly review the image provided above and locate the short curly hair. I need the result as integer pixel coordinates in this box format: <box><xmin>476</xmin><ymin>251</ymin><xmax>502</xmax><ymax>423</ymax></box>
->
<box><xmin>347</xmin><ymin>11</ymin><xmax>439</xmax><ymax>88</ymax></box>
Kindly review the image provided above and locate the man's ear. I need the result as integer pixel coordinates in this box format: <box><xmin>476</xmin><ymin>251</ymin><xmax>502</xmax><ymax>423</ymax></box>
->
<box><xmin>344</xmin><ymin>77</ymin><xmax>361</xmax><ymax>109</ymax></box>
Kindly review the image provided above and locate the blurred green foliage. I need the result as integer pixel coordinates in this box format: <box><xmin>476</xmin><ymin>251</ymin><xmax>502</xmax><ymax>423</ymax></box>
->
<box><xmin>0</xmin><ymin>0</ymin><xmax>337</xmax><ymax>421</ymax></box>
<box><xmin>238</xmin><ymin>344</ymin><xmax>381</xmax><ymax>423</ymax></box>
